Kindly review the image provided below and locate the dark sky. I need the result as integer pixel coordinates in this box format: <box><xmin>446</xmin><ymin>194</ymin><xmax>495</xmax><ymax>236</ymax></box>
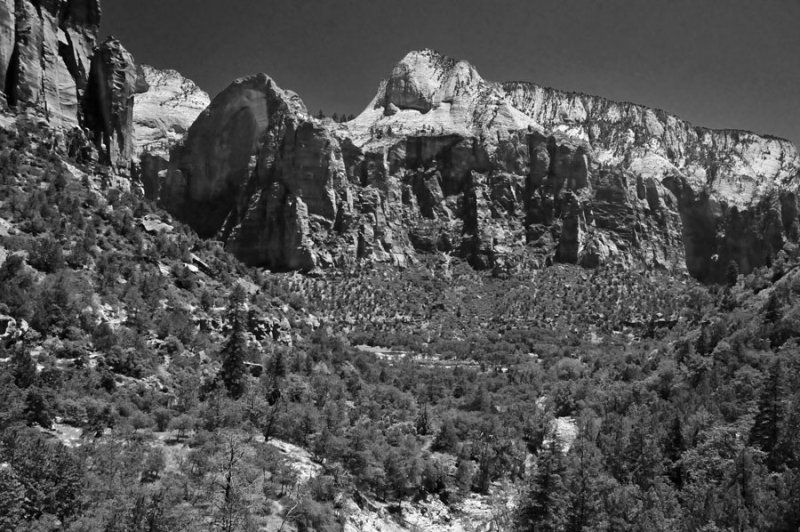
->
<box><xmin>103</xmin><ymin>0</ymin><xmax>800</xmax><ymax>145</ymax></box>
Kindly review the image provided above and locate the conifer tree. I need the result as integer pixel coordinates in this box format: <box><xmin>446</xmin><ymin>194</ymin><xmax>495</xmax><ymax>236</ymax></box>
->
<box><xmin>12</xmin><ymin>347</ymin><xmax>36</xmax><ymax>389</ymax></box>
<box><xmin>219</xmin><ymin>285</ymin><xmax>249</xmax><ymax>399</ymax></box>
<box><xmin>749</xmin><ymin>358</ymin><xmax>785</xmax><ymax>469</ymax></box>
<box><xmin>517</xmin><ymin>440</ymin><xmax>568</xmax><ymax>531</ymax></box>
<box><xmin>726</xmin><ymin>259</ymin><xmax>739</xmax><ymax>288</ymax></box>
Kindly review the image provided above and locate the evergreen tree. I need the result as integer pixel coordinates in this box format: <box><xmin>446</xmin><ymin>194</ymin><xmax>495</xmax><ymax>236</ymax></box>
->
<box><xmin>432</xmin><ymin>418</ymin><xmax>459</xmax><ymax>453</ymax></box>
<box><xmin>725</xmin><ymin>259</ymin><xmax>739</xmax><ymax>288</ymax></box>
<box><xmin>24</xmin><ymin>389</ymin><xmax>52</xmax><ymax>428</ymax></box>
<box><xmin>219</xmin><ymin>285</ymin><xmax>249</xmax><ymax>399</ymax></box>
<box><xmin>415</xmin><ymin>402</ymin><xmax>430</xmax><ymax>436</ymax></box>
<box><xmin>517</xmin><ymin>440</ymin><xmax>569</xmax><ymax>531</ymax></box>
<box><xmin>764</xmin><ymin>291</ymin><xmax>782</xmax><ymax>324</ymax></box>
<box><xmin>749</xmin><ymin>358</ymin><xmax>785</xmax><ymax>469</ymax></box>
<box><xmin>565</xmin><ymin>436</ymin><xmax>606</xmax><ymax>532</ymax></box>
<box><xmin>12</xmin><ymin>347</ymin><xmax>36</xmax><ymax>389</ymax></box>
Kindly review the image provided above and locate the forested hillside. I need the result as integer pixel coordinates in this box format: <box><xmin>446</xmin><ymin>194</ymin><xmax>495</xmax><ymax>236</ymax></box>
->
<box><xmin>2</xmin><ymin>117</ymin><xmax>800</xmax><ymax>531</ymax></box>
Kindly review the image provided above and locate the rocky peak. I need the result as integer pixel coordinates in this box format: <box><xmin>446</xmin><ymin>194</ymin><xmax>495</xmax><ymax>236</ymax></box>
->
<box><xmin>160</xmin><ymin>73</ymin><xmax>309</xmax><ymax>238</ymax></box>
<box><xmin>382</xmin><ymin>49</ymin><xmax>469</xmax><ymax>112</ymax></box>
<box><xmin>347</xmin><ymin>49</ymin><xmax>538</xmax><ymax>149</ymax></box>
<box><xmin>132</xmin><ymin>64</ymin><xmax>210</xmax><ymax>159</ymax></box>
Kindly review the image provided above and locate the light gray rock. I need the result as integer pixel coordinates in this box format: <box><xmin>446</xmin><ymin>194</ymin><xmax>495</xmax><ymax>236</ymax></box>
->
<box><xmin>4</xmin><ymin>0</ymin><xmax>100</xmax><ymax>127</ymax></box>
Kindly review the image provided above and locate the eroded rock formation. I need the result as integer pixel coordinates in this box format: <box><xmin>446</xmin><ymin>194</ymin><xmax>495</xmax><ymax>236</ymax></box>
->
<box><xmin>83</xmin><ymin>37</ymin><xmax>138</xmax><ymax>168</ymax></box>
<box><xmin>1</xmin><ymin>0</ymin><xmax>100</xmax><ymax>126</ymax></box>
<box><xmin>124</xmin><ymin>48</ymin><xmax>800</xmax><ymax>281</ymax></box>
<box><xmin>132</xmin><ymin>64</ymin><xmax>210</xmax><ymax>159</ymax></box>
<box><xmin>161</xmin><ymin>74</ymin><xmax>307</xmax><ymax>239</ymax></box>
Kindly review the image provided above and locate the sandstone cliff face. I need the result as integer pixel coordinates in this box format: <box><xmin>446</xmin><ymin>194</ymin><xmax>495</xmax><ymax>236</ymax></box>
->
<box><xmin>83</xmin><ymin>37</ymin><xmax>137</xmax><ymax>168</ymax></box>
<box><xmin>501</xmin><ymin>81</ymin><xmax>800</xmax><ymax>280</ymax></box>
<box><xmin>0</xmin><ymin>0</ymin><xmax>14</xmax><ymax>99</ymax></box>
<box><xmin>162</xmin><ymin>74</ymin><xmax>307</xmax><ymax>239</ymax></box>
<box><xmin>1</xmin><ymin>0</ymin><xmax>100</xmax><ymax>127</ymax></box>
<box><xmin>158</xmin><ymin>49</ymin><xmax>800</xmax><ymax>281</ymax></box>
<box><xmin>132</xmin><ymin>64</ymin><xmax>210</xmax><ymax>159</ymax></box>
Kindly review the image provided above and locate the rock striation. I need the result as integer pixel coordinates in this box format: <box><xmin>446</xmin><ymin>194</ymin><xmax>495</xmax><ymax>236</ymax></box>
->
<box><xmin>1</xmin><ymin>0</ymin><xmax>100</xmax><ymax>127</ymax></box>
<box><xmin>82</xmin><ymin>36</ymin><xmax>138</xmax><ymax>168</ymax></box>
<box><xmin>130</xmin><ymin>48</ymin><xmax>800</xmax><ymax>281</ymax></box>
<box><xmin>132</xmin><ymin>64</ymin><xmax>210</xmax><ymax>159</ymax></box>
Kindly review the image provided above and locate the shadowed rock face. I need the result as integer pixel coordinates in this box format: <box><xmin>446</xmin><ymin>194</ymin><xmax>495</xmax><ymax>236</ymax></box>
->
<box><xmin>161</xmin><ymin>73</ymin><xmax>307</xmax><ymax>239</ymax></box>
<box><xmin>0</xmin><ymin>0</ymin><xmax>14</xmax><ymax>98</ymax></box>
<box><xmin>1</xmin><ymin>0</ymin><xmax>100</xmax><ymax>126</ymax></box>
<box><xmin>155</xmin><ymin>49</ymin><xmax>800</xmax><ymax>281</ymax></box>
<box><xmin>83</xmin><ymin>37</ymin><xmax>137</xmax><ymax>168</ymax></box>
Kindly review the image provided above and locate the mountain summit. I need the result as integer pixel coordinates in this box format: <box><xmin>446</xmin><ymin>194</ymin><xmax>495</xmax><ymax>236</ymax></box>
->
<box><xmin>145</xmin><ymin>49</ymin><xmax>800</xmax><ymax>281</ymax></box>
<box><xmin>347</xmin><ymin>49</ymin><xmax>539</xmax><ymax>146</ymax></box>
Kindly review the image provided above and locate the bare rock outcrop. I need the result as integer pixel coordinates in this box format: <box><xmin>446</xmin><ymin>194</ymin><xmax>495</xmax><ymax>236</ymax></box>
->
<box><xmin>132</xmin><ymin>64</ymin><xmax>209</xmax><ymax>159</ymax></box>
<box><xmin>157</xmin><ymin>49</ymin><xmax>800</xmax><ymax>282</ymax></box>
<box><xmin>83</xmin><ymin>36</ymin><xmax>138</xmax><ymax>168</ymax></box>
<box><xmin>0</xmin><ymin>0</ymin><xmax>14</xmax><ymax>99</ymax></box>
<box><xmin>1</xmin><ymin>0</ymin><xmax>100</xmax><ymax>127</ymax></box>
<box><xmin>161</xmin><ymin>73</ymin><xmax>307</xmax><ymax>238</ymax></box>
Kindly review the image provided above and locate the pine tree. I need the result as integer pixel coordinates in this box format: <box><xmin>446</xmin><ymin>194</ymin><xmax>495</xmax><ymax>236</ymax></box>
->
<box><xmin>764</xmin><ymin>291</ymin><xmax>781</xmax><ymax>324</ymax></box>
<box><xmin>749</xmin><ymin>358</ymin><xmax>785</xmax><ymax>469</ymax></box>
<box><xmin>415</xmin><ymin>402</ymin><xmax>430</xmax><ymax>436</ymax></box>
<box><xmin>726</xmin><ymin>259</ymin><xmax>739</xmax><ymax>288</ymax></box>
<box><xmin>219</xmin><ymin>285</ymin><xmax>249</xmax><ymax>399</ymax></box>
<box><xmin>517</xmin><ymin>440</ymin><xmax>569</xmax><ymax>531</ymax></box>
<box><xmin>12</xmin><ymin>347</ymin><xmax>36</xmax><ymax>389</ymax></box>
<box><xmin>565</xmin><ymin>436</ymin><xmax>606</xmax><ymax>532</ymax></box>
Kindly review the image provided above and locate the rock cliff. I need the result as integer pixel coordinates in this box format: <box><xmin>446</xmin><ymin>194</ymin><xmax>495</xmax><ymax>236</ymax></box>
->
<box><xmin>82</xmin><ymin>36</ymin><xmax>137</xmax><ymax>168</ymax></box>
<box><xmin>1</xmin><ymin>0</ymin><xmax>100</xmax><ymax>127</ymax></box>
<box><xmin>158</xmin><ymin>49</ymin><xmax>800</xmax><ymax>281</ymax></box>
<box><xmin>57</xmin><ymin>46</ymin><xmax>796</xmax><ymax>281</ymax></box>
<box><xmin>132</xmin><ymin>64</ymin><xmax>209</xmax><ymax>159</ymax></box>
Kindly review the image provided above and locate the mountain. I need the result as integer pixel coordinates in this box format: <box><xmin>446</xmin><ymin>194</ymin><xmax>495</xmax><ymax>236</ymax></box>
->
<box><xmin>131</xmin><ymin>64</ymin><xmax>209</xmax><ymax>199</ymax></box>
<box><xmin>6</xmin><ymin>12</ymin><xmax>800</xmax><ymax>532</ymax></box>
<box><xmin>132</xmin><ymin>64</ymin><xmax>210</xmax><ymax>159</ymax></box>
<box><xmin>153</xmin><ymin>49</ymin><xmax>800</xmax><ymax>282</ymax></box>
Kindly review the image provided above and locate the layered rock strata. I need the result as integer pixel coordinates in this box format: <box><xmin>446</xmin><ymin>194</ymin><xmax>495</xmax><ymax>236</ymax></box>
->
<box><xmin>1</xmin><ymin>0</ymin><xmax>100</xmax><ymax>127</ymax></box>
<box><xmin>131</xmin><ymin>49</ymin><xmax>800</xmax><ymax>281</ymax></box>
<box><xmin>83</xmin><ymin>37</ymin><xmax>137</xmax><ymax>168</ymax></box>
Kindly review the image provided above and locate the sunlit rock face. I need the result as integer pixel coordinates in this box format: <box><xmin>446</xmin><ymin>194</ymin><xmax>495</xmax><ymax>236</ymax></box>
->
<box><xmin>132</xmin><ymin>64</ymin><xmax>210</xmax><ymax>159</ymax></box>
<box><xmin>157</xmin><ymin>49</ymin><xmax>800</xmax><ymax>281</ymax></box>
<box><xmin>1</xmin><ymin>0</ymin><xmax>100</xmax><ymax>127</ymax></box>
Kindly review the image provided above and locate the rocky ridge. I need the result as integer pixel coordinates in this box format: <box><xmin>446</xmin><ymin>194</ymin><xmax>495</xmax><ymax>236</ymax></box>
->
<box><xmin>153</xmin><ymin>49</ymin><xmax>800</xmax><ymax>281</ymax></box>
<box><xmin>132</xmin><ymin>64</ymin><xmax>210</xmax><ymax>159</ymax></box>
